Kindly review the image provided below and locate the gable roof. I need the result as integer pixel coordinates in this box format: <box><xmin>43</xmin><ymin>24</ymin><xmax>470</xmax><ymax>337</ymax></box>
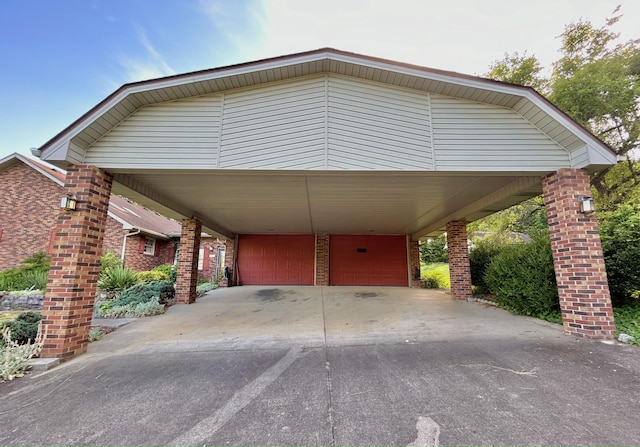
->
<box><xmin>0</xmin><ymin>153</ymin><xmax>180</xmax><ymax>238</ymax></box>
<box><xmin>37</xmin><ymin>47</ymin><xmax>617</xmax><ymax>171</ymax></box>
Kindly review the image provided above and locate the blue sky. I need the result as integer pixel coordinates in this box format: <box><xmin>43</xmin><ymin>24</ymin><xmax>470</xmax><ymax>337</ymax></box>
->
<box><xmin>1</xmin><ymin>0</ymin><xmax>639</xmax><ymax>160</ymax></box>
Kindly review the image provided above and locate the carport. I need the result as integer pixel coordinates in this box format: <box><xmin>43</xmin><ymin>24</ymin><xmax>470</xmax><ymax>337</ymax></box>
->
<box><xmin>34</xmin><ymin>48</ymin><xmax>617</xmax><ymax>359</ymax></box>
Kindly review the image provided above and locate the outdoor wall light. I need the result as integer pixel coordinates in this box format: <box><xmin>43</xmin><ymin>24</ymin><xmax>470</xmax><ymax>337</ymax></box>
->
<box><xmin>60</xmin><ymin>194</ymin><xmax>78</xmax><ymax>211</ymax></box>
<box><xmin>579</xmin><ymin>196</ymin><xmax>595</xmax><ymax>213</ymax></box>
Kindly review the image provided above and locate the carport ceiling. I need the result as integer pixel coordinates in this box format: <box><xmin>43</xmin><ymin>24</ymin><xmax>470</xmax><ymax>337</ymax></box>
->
<box><xmin>110</xmin><ymin>170</ymin><xmax>543</xmax><ymax>239</ymax></box>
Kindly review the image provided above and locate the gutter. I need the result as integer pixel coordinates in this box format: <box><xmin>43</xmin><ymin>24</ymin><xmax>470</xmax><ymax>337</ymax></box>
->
<box><xmin>121</xmin><ymin>229</ymin><xmax>141</xmax><ymax>263</ymax></box>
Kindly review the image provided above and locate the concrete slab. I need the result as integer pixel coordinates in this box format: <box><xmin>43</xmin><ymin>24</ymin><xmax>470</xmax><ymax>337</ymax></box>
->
<box><xmin>1</xmin><ymin>286</ymin><xmax>638</xmax><ymax>446</ymax></box>
<box><xmin>28</xmin><ymin>357</ymin><xmax>60</xmax><ymax>371</ymax></box>
<box><xmin>91</xmin><ymin>317</ymin><xmax>137</xmax><ymax>328</ymax></box>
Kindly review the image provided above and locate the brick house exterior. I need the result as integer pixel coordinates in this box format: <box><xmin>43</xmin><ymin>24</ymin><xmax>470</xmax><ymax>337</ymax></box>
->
<box><xmin>0</xmin><ymin>153</ymin><xmax>180</xmax><ymax>272</ymax></box>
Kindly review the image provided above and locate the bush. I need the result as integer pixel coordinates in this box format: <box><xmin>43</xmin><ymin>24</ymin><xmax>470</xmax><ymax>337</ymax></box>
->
<box><xmin>0</xmin><ymin>252</ymin><xmax>50</xmax><ymax>292</ymax></box>
<box><xmin>100</xmin><ymin>252</ymin><xmax>123</xmax><ymax>273</ymax></box>
<box><xmin>1</xmin><ymin>312</ymin><xmax>41</xmax><ymax>345</ymax></box>
<box><xmin>1</xmin><ymin>325</ymin><xmax>44</xmax><ymax>381</ymax></box>
<box><xmin>614</xmin><ymin>305</ymin><xmax>640</xmax><ymax>345</ymax></box>
<box><xmin>485</xmin><ymin>234</ymin><xmax>558</xmax><ymax>317</ymax></box>
<box><xmin>421</xmin><ymin>263</ymin><xmax>450</xmax><ymax>288</ymax></box>
<box><xmin>420</xmin><ymin>236</ymin><xmax>448</xmax><ymax>264</ymax></box>
<box><xmin>599</xmin><ymin>204</ymin><xmax>640</xmax><ymax>306</ymax></box>
<box><xmin>97</xmin><ymin>266</ymin><xmax>138</xmax><ymax>293</ymax></box>
<box><xmin>469</xmin><ymin>235</ymin><xmax>508</xmax><ymax>294</ymax></box>
<box><xmin>20</xmin><ymin>270</ymin><xmax>48</xmax><ymax>291</ymax></box>
<box><xmin>97</xmin><ymin>281</ymin><xmax>174</xmax><ymax>317</ymax></box>
<box><xmin>153</xmin><ymin>263</ymin><xmax>176</xmax><ymax>283</ymax></box>
<box><xmin>137</xmin><ymin>270</ymin><xmax>169</xmax><ymax>284</ymax></box>
<box><xmin>196</xmin><ymin>281</ymin><xmax>218</xmax><ymax>296</ymax></box>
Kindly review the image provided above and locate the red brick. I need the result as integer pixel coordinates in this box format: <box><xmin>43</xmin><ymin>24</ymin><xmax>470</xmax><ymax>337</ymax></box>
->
<box><xmin>447</xmin><ymin>220</ymin><xmax>472</xmax><ymax>300</ymax></box>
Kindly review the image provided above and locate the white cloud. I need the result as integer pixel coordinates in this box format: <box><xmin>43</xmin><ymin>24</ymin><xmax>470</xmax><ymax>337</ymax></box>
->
<box><xmin>117</xmin><ymin>25</ymin><xmax>176</xmax><ymax>82</ymax></box>
<box><xmin>254</xmin><ymin>0</ymin><xmax>640</xmax><ymax>76</ymax></box>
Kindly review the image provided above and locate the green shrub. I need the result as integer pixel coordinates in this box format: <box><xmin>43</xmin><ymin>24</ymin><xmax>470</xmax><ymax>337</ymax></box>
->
<box><xmin>469</xmin><ymin>235</ymin><xmax>508</xmax><ymax>294</ymax></box>
<box><xmin>420</xmin><ymin>236</ymin><xmax>448</xmax><ymax>264</ymax></box>
<box><xmin>137</xmin><ymin>270</ymin><xmax>169</xmax><ymax>284</ymax></box>
<box><xmin>1</xmin><ymin>325</ymin><xmax>43</xmax><ymax>381</ymax></box>
<box><xmin>20</xmin><ymin>252</ymin><xmax>49</xmax><ymax>272</ymax></box>
<box><xmin>100</xmin><ymin>252</ymin><xmax>123</xmax><ymax>273</ymax></box>
<box><xmin>1</xmin><ymin>312</ymin><xmax>41</xmax><ymax>345</ymax></box>
<box><xmin>97</xmin><ymin>266</ymin><xmax>138</xmax><ymax>292</ymax></box>
<box><xmin>599</xmin><ymin>204</ymin><xmax>640</xmax><ymax>306</ymax></box>
<box><xmin>196</xmin><ymin>281</ymin><xmax>218</xmax><ymax>295</ymax></box>
<box><xmin>19</xmin><ymin>270</ymin><xmax>48</xmax><ymax>291</ymax></box>
<box><xmin>420</xmin><ymin>263</ymin><xmax>450</xmax><ymax>288</ymax></box>
<box><xmin>614</xmin><ymin>305</ymin><xmax>640</xmax><ymax>345</ymax></box>
<box><xmin>97</xmin><ymin>281</ymin><xmax>174</xmax><ymax>317</ymax></box>
<box><xmin>153</xmin><ymin>263</ymin><xmax>176</xmax><ymax>282</ymax></box>
<box><xmin>485</xmin><ymin>234</ymin><xmax>558</xmax><ymax>317</ymax></box>
<box><xmin>0</xmin><ymin>269</ymin><xmax>22</xmax><ymax>291</ymax></box>
<box><xmin>88</xmin><ymin>327</ymin><xmax>104</xmax><ymax>342</ymax></box>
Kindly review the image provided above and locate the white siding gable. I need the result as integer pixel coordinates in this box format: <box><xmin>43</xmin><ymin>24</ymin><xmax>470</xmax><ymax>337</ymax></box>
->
<box><xmin>326</xmin><ymin>77</ymin><xmax>433</xmax><ymax>170</ymax></box>
<box><xmin>431</xmin><ymin>95</ymin><xmax>571</xmax><ymax>170</ymax></box>
<box><xmin>86</xmin><ymin>96</ymin><xmax>221</xmax><ymax>169</ymax></box>
<box><xmin>219</xmin><ymin>78</ymin><xmax>326</xmax><ymax>169</ymax></box>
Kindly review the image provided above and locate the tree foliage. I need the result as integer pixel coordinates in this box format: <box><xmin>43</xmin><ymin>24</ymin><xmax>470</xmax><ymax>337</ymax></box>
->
<box><xmin>486</xmin><ymin>7</ymin><xmax>640</xmax><ymax>207</ymax></box>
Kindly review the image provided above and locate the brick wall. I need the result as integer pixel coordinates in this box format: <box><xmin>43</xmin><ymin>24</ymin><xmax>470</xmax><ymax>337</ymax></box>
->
<box><xmin>198</xmin><ymin>237</ymin><xmax>227</xmax><ymax>280</ymax></box>
<box><xmin>102</xmin><ymin>216</ymin><xmax>125</xmax><ymax>257</ymax></box>
<box><xmin>41</xmin><ymin>165</ymin><xmax>113</xmax><ymax>359</ymax></box>
<box><xmin>447</xmin><ymin>220</ymin><xmax>473</xmax><ymax>300</ymax></box>
<box><xmin>409</xmin><ymin>238</ymin><xmax>421</xmax><ymax>288</ymax></box>
<box><xmin>219</xmin><ymin>237</ymin><xmax>235</xmax><ymax>287</ymax></box>
<box><xmin>543</xmin><ymin>168</ymin><xmax>615</xmax><ymax>339</ymax></box>
<box><xmin>0</xmin><ymin>163</ymin><xmax>64</xmax><ymax>270</ymax></box>
<box><xmin>316</xmin><ymin>234</ymin><xmax>329</xmax><ymax>286</ymax></box>
<box><xmin>122</xmin><ymin>234</ymin><xmax>174</xmax><ymax>272</ymax></box>
<box><xmin>175</xmin><ymin>218</ymin><xmax>201</xmax><ymax>303</ymax></box>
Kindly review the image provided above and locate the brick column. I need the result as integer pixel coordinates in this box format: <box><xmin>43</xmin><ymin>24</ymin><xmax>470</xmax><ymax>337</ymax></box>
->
<box><xmin>219</xmin><ymin>236</ymin><xmax>235</xmax><ymax>287</ymax></box>
<box><xmin>409</xmin><ymin>238</ymin><xmax>421</xmax><ymax>288</ymax></box>
<box><xmin>41</xmin><ymin>165</ymin><xmax>113</xmax><ymax>360</ymax></box>
<box><xmin>175</xmin><ymin>218</ymin><xmax>201</xmax><ymax>304</ymax></box>
<box><xmin>316</xmin><ymin>234</ymin><xmax>329</xmax><ymax>286</ymax></box>
<box><xmin>543</xmin><ymin>168</ymin><xmax>615</xmax><ymax>339</ymax></box>
<box><xmin>447</xmin><ymin>220</ymin><xmax>472</xmax><ymax>300</ymax></box>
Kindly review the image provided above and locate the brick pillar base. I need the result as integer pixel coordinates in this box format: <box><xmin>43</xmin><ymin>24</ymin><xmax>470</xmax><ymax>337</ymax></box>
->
<box><xmin>41</xmin><ymin>165</ymin><xmax>113</xmax><ymax>360</ymax></box>
<box><xmin>409</xmin><ymin>238</ymin><xmax>421</xmax><ymax>288</ymax></box>
<box><xmin>543</xmin><ymin>168</ymin><xmax>615</xmax><ymax>339</ymax></box>
<box><xmin>316</xmin><ymin>234</ymin><xmax>329</xmax><ymax>286</ymax></box>
<box><xmin>176</xmin><ymin>218</ymin><xmax>201</xmax><ymax>304</ymax></box>
<box><xmin>447</xmin><ymin>220</ymin><xmax>472</xmax><ymax>300</ymax></box>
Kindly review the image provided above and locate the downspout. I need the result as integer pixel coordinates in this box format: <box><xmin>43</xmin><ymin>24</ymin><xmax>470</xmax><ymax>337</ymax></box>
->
<box><xmin>121</xmin><ymin>229</ymin><xmax>141</xmax><ymax>265</ymax></box>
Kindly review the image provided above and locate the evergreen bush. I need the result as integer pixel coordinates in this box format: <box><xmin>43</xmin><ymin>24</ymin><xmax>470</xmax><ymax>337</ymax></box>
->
<box><xmin>485</xmin><ymin>234</ymin><xmax>558</xmax><ymax>317</ymax></box>
<box><xmin>0</xmin><ymin>312</ymin><xmax>41</xmax><ymax>345</ymax></box>
<box><xmin>137</xmin><ymin>270</ymin><xmax>169</xmax><ymax>284</ymax></box>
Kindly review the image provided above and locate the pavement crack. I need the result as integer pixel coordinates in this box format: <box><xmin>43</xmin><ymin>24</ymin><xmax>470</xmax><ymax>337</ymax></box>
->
<box><xmin>461</xmin><ymin>364</ymin><xmax>539</xmax><ymax>376</ymax></box>
<box><xmin>321</xmin><ymin>287</ymin><xmax>337</xmax><ymax>446</ymax></box>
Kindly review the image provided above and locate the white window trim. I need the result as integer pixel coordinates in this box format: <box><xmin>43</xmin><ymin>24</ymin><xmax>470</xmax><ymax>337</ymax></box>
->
<box><xmin>143</xmin><ymin>237</ymin><xmax>156</xmax><ymax>256</ymax></box>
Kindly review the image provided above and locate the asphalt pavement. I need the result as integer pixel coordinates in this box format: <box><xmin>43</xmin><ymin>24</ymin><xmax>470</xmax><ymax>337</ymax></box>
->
<box><xmin>0</xmin><ymin>286</ymin><xmax>638</xmax><ymax>446</ymax></box>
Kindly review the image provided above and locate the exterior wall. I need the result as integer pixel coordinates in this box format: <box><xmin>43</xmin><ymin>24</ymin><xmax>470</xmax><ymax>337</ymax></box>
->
<box><xmin>316</xmin><ymin>234</ymin><xmax>329</xmax><ymax>286</ymax></box>
<box><xmin>219</xmin><ymin>237</ymin><xmax>235</xmax><ymax>287</ymax></box>
<box><xmin>447</xmin><ymin>221</ymin><xmax>473</xmax><ymax>300</ymax></box>
<box><xmin>122</xmin><ymin>234</ymin><xmax>174</xmax><ymax>271</ymax></box>
<box><xmin>41</xmin><ymin>165</ymin><xmax>113</xmax><ymax>359</ymax></box>
<box><xmin>543</xmin><ymin>168</ymin><xmax>615</xmax><ymax>339</ymax></box>
<box><xmin>175</xmin><ymin>218</ymin><xmax>201</xmax><ymax>303</ymax></box>
<box><xmin>102</xmin><ymin>217</ymin><xmax>125</xmax><ymax>257</ymax></box>
<box><xmin>0</xmin><ymin>163</ymin><xmax>64</xmax><ymax>270</ymax></box>
<box><xmin>409</xmin><ymin>238</ymin><xmax>421</xmax><ymax>288</ymax></box>
<box><xmin>82</xmin><ymin>75</ymin><xmax>572</xmax><ymax>173</ymax></box>
<box><xmin>198</xmin><ymin>237</ymin><xmax>227</xmax><ymax>280</ymax></box>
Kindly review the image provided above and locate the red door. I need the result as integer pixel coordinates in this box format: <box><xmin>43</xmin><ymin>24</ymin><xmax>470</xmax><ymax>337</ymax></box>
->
<box><xmin>329</xmin><ymin>235</ymin><xmax>408</xmax><ymax>286</ymax></box>
<box><xmin>237</xmin><ymin>235</ymin><xmax>315</xmax><ymax>285</ymax></box>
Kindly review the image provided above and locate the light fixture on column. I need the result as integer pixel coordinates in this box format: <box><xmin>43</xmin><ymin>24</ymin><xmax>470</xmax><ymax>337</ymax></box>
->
<box><xmin>579</xmin><ymin>196</ymin><xmax>595</xmax><ymax>213</ymax></box>
<box><xmin>60</xmin><ymin>194</ymin><xmax>78</xmax><ymax>211</ymax></box>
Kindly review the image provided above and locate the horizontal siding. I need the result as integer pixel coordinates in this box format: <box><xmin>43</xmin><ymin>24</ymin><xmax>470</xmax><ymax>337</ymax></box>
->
<box><xmin>431</xmin><ymin>95</ymin><xmax>570</xmax><ymax>171</ymax></box>
<box><xmin>326</xmin><ymin>77</ymin><xmax>433</xmax><ymax>170</ymax></box>
<box><xmin>219</xmin><ymin>78</ymin><xmax>326</xmax><ymax>169</ymax></box>
<box><xmin>86</xmin><ymin>96</ymin><xmax>220</xmax><ymax>168</ymax></box>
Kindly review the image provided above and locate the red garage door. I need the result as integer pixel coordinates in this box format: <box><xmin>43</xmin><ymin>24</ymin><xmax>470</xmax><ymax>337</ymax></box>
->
<box><xmin>329</xmin><ymin>235</ymin><xmax>408</xmax><ymax>286</ymax></box>
<box><xmin>237</xmin><ymin>234</ymin><xmax>315</xmax><ymax>285</ymax></box>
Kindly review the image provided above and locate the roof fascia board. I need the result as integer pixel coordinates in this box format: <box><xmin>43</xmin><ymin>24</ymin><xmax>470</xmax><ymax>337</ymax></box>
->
<box><xmin>0</xmin><ymin>153</ymin><xmax>67</xmax><ymax>186</ymax></box>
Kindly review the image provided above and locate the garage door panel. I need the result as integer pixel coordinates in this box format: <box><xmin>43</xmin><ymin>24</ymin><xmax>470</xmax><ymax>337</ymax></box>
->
<box><xmin>330</xmin><ymin>235</ymin><xmax>408</xmax><ymax>286</ymax></box>
<box><xmin>238</xmin><ymin>234</ymin><xmax>315</xmax><ymax>285</ymax></box>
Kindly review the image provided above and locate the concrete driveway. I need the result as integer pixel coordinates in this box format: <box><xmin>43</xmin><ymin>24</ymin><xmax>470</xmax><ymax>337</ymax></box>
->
<box><xmin>1</xmin><ymin>286</ymin><xmax>639</xmax><ymax>446</ymax></box>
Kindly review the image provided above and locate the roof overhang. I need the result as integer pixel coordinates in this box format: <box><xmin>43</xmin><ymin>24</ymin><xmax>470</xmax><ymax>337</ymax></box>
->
<box><xmin>35</xmin><ymin>49</ymin><xmax>618</xmax><ymax>239</ymax></box>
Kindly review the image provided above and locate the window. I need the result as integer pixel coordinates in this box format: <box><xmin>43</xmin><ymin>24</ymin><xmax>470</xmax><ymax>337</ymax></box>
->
<box><xmin>143</xmin><ymin>237</ymin><xmax>156</xmax><ymax>255</ymax></box>
<box><xmin>198</xmin><ymin>248</ymin><xmax>204</xmax><ymax>270</ymax></box>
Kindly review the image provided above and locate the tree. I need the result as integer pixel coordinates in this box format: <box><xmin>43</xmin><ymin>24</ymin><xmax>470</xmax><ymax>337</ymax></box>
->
<box><xmin>485</xmin><ymin>7</ymin><xmax>640</xmax><ymax>209</ymax></box>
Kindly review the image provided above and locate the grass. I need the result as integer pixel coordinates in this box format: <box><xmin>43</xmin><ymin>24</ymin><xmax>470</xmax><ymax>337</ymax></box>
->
<box><xmin>615</xmin><ymin>304</ymin><xmax>640</xmax><ymax>345</ymax></box>
<box><xmin>420</xmin><ymin>262</ymin><xmax>450</xmax><ymax>289</ymax></box>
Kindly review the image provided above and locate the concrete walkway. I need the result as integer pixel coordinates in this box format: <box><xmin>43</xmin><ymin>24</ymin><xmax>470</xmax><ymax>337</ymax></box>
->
<box><xmin>1</xmin><ymin>286</ymin><xmax>639</xmax><ymax>446</ymax></box>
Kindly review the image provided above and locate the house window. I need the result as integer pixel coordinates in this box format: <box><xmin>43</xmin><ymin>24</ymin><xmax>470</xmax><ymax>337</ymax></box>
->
<box><xmin>198</xmin><ymin>248</ymin><xmax>204</xmax><ymax>270</ymax></box>
<box><xmin>143</xmin><ymin>237</ymin><xmax>156</xmax><ymax>255</ymax></box>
